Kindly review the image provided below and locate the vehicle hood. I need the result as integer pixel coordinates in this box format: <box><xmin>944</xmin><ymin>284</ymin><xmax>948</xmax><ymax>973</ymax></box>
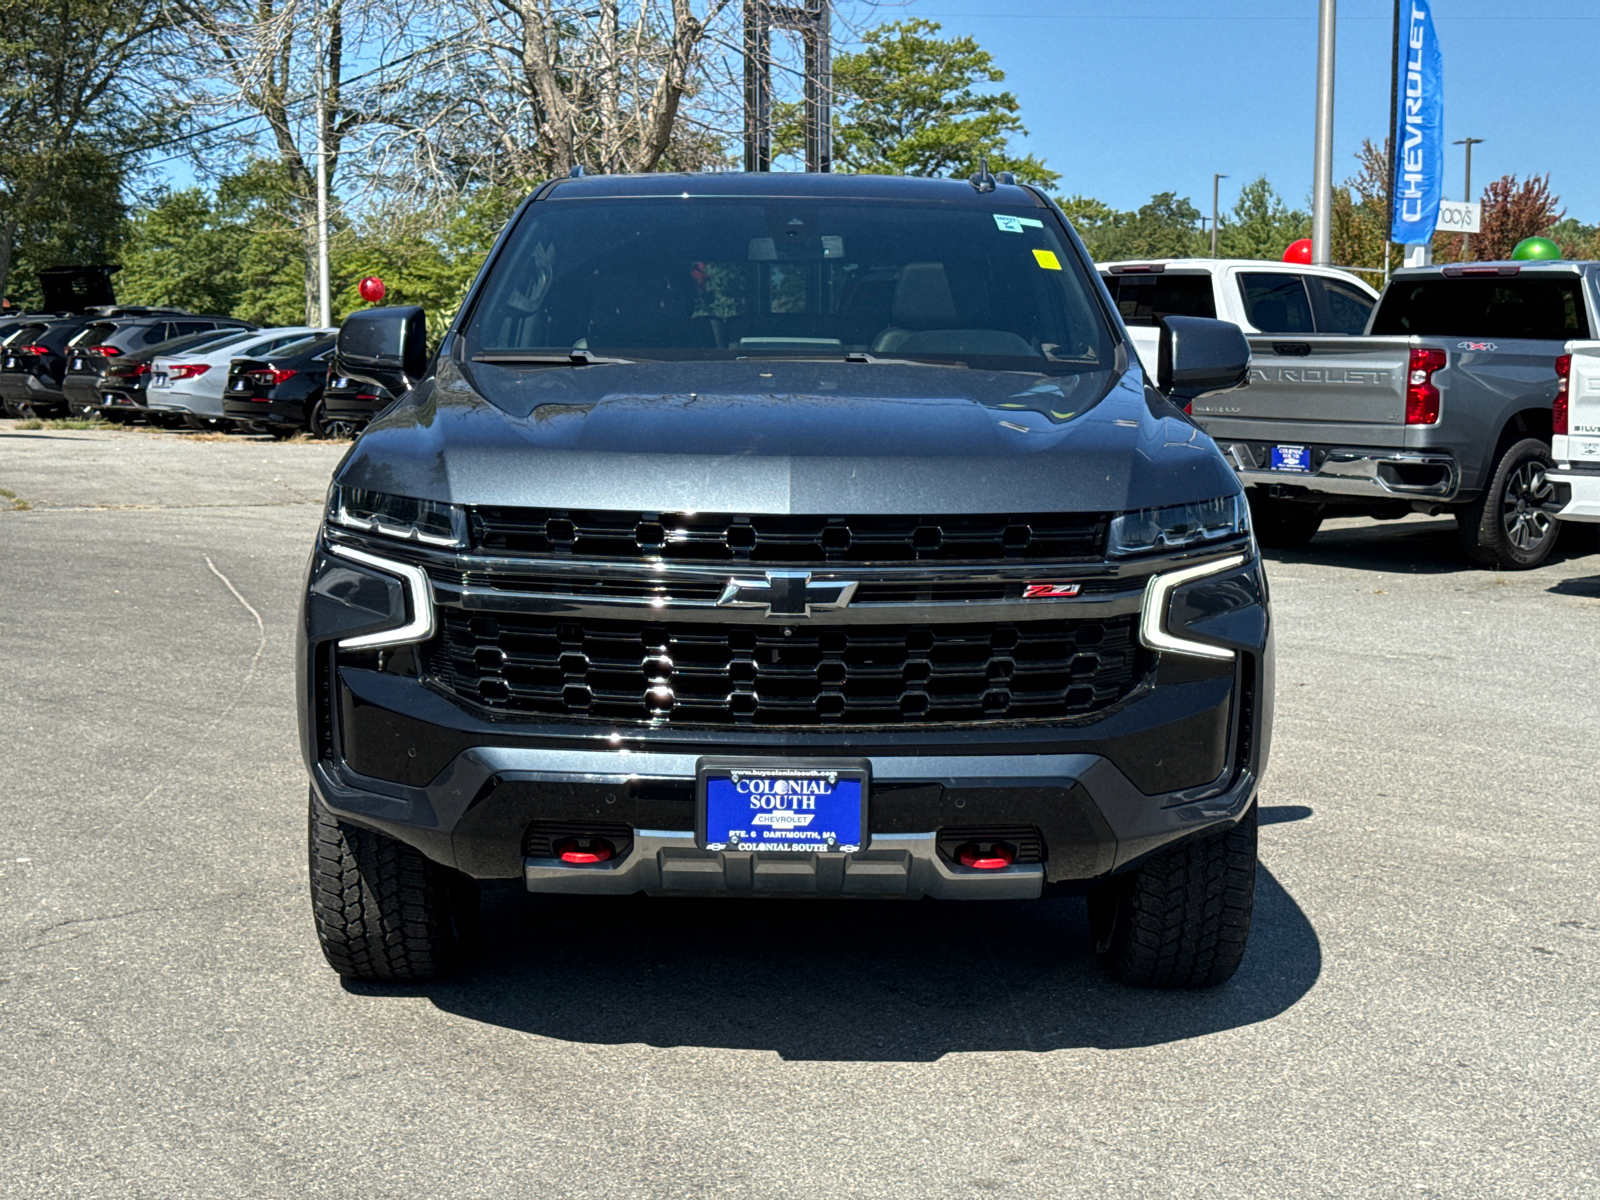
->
<box><xmin>337</xmin><ymin>357</ymin><xmax>1239</xmax><ymax>515</ymax></box>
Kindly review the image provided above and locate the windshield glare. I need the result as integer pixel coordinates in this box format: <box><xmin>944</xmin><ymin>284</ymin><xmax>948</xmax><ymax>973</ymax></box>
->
<box><xmin>464</xmin><ymin>198</ymin><xmax>1116</xmax><ymax>373</ymax></box>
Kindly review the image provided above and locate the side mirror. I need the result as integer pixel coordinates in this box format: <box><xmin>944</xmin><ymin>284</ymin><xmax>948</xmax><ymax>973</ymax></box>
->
<box><xmin>335</xmin><ymin>306</ymin><xmax>427</xmax><ymax>398</ymax></box>
<box><xmin>1157</xmin><ymin>315</ymin><xmax>1250</xmax><ymax>404</ymax></box>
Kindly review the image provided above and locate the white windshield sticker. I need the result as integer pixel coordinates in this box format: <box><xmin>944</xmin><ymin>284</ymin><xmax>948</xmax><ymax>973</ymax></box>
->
<box><xmin>993</xmin><ymin>214</ymin><xmax>1045</xmax><ymax>233</ymax></box>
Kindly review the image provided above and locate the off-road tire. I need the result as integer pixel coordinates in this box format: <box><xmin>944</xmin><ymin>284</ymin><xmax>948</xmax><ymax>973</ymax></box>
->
<box><xmin>308</xmin><ymin>791</ymin><xmax>479</xmax><ymax>982</ymax></box>
<box><xmin>1247</xmin><ymin>491</ymin><xmax>1323</xmax><ymax>549</ymax></box>
<box><xmin>1456</xmin><ymin>437</ymin><xmax>1559</xmax><ymax>569</ymax></box>
<box><xmin>1088</xmin><ymin>805</ymin><xmax>1257</xmax><ymax>988</ymax></box>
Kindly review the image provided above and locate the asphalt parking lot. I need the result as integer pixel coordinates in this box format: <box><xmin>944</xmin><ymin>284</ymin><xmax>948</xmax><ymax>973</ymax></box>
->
<box><xmin>2</xmin><ymin>420</ymin><xmax>1598</xmax><ymax>1198</ymax></box>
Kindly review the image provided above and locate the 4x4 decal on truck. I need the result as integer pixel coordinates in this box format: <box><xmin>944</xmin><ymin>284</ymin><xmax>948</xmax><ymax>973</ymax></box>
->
<box><xmin>1458</xmin><ymin>341</ymin><xmax>1498</xmax><ymax>352</ymax></box>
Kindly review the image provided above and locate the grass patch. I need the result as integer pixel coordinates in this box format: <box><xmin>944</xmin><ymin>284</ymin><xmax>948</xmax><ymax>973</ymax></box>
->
<box><xmin>9</xmin><ymin>498</ymin><xmax>30</xmax><ymax>510</ymax></box>
<box><xmin>0</xmin><ymin>487</ymin><xmax>13</xmax><ymax>499</ymax></box>
<box><xmin>15</xmin><ymin>418</ymin><xmax>43</xmax><ymax>430</ymax></box>
<box><xmin>43</xmin><ymin>416</ymin><xmax>109</xmax><ymax>430</ymax></box>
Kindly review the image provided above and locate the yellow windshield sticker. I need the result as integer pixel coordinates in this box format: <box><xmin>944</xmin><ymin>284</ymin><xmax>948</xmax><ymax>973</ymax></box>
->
<box><xmin>1033</xmin><ymin>249</ymin><xmax>1062</xmax><ymax>270</ymax></box>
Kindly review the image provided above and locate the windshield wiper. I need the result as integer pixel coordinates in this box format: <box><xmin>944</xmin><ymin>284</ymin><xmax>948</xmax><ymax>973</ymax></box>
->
<box><xmin>471</xmin><ymin>350</ymin><xmax>636</xmax><ymax>366</ymax></box>
<box><xmin>842</xmin><ymin>351</ymin><xmax>968</xmax><ymax>369</ymax></box>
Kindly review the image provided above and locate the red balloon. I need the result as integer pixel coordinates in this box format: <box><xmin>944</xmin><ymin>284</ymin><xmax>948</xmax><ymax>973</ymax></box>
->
<box><xmin>358</xmin><ymin>276</ymin><xmax>386</xmax><ymax>303</ymax></box>
<box><xmin>1282</xmin><ymin>239</ymin><xmax>1314</xmax><ymax>265</ymax></box>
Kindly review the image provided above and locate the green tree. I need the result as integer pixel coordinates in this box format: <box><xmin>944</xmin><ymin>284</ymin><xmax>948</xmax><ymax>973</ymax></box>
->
<box><xmin>0</xmin><ymin>144</ymin><xmax>125</xmax><ymax>308</ymax></box>
<box><xmin>1218</xmin><ymin>176</ymin><xmax>1308</xmax><ymax>261</ymax></box>
<box><xmin>1091</xmin><ymin>192</ymin><xmax>1205</xmax><ymax>262</ymax></box>
<box><xmin>781</xmin><ymin>19</ymin><xmax>1057</xmax><ymax>185</ymax></box>
<box><xmin>0</xmin><ymin>0</ymin><xmax>165</xmax><ymax>298</ymax></box>
<box><xmin>116</xmin><ymin>188</ymin><xmax>245</xmax><ymax>313</ymax></box>
<box><xmin>1056</xmin><ymin>195</ymin><xmax>1124</xmax><ymax>260</ymax></box>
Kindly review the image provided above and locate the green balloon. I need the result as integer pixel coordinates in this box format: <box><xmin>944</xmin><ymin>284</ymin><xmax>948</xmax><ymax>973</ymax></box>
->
<box><xmin>1512</xmin><ymin>237</ymin><xmax>1562</xmax><ymax>261</ymax></box>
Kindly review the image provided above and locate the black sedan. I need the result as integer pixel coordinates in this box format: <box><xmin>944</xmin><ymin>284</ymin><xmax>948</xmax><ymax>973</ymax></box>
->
<box><xmin>320</xmin><ymin>367</ymin><xmax>394</xmax><ymax>437</ymax></box>
<box><xmin>222</xmin><ymin>335</ymin><xmax>336</xmax><ymax>436</ymax></box>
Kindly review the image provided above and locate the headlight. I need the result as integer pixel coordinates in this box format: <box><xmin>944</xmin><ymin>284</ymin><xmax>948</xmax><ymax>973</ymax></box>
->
<box><xmin>328</xmin><ymin>485</ymin><xmax>466</xmax><ymax>548</ymax></box>
<box><xmin>1108</xmin><ymin>494</ymin><xmax>1247</xmax><ymax>557</ymax></box>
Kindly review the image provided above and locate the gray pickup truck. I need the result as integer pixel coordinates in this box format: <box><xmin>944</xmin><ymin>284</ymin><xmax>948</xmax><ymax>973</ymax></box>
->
<box><xmin>1191</xmin><ymin>260</ymin><xmax>1597</xmax><ymax>568</ymax></box>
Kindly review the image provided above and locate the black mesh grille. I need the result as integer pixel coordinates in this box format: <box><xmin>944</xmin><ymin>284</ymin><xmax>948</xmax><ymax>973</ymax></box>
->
<box><xmin>427</xmin><ymin>609</ymin><xmax>1141</xmax><ymax>727</ymax></box>
<box><xmin>470</xmin><ymin>509</ymin><xmax>1108</xmax><ymax>564</ymax></box>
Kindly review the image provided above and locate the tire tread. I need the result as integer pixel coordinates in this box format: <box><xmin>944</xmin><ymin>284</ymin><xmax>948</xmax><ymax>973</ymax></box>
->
<box><xmin>1092</xmin><ymin>807</ymin><xmax>1256</xmax><ymax>988</ymax></box>
<box><xmin>308</xmin><ymin>791</ymin><xmax>472</xmax><ymax>981</ymax></box>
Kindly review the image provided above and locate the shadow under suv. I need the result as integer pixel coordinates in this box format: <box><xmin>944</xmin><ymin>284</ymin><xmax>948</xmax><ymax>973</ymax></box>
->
<box><xmin>300</xmin><ymin>171</ymin><xmax>1273</xmax><ymax>989</ymax></box>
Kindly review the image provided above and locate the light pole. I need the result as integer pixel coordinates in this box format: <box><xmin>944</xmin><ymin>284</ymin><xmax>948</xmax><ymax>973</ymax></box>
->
<box><xmin>313</xmin><ymin>0</ymin><xmax>332</xmax><ymax>328</ymax></box>
<box><xmin>1453</xmin><ymin>136</ymin><xmax>1484</xmax><ymax>259</ymax></box>
<box><xmin>1212</xmin><ymin>174</ymin><xmax>1228</xmax><ymax>258</ymax></box>
<box><xmin>1311</xmin><ymin>0</ymin><xmax>1336</xmax><ymax>266</ymax></box>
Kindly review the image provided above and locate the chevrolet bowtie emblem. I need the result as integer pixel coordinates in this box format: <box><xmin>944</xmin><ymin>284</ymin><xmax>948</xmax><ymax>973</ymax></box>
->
<box><xmin>716</xmin><ymin>571</ymin><xmax>859</xmax><ymax>618</ymax></box>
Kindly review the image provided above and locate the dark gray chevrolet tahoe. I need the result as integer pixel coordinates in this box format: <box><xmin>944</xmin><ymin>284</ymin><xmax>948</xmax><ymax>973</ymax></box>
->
<box><xmin>299</xmin><ymin>172</ymin><xmax>1273</xmax><ymax>989</ymax></box>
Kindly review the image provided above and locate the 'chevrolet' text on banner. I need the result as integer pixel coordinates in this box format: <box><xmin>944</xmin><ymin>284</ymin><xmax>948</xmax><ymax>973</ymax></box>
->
<box><xmin>1390</xmin><ymin>0</ymin><xmax>1444</xmax><ymax>245</ymax></box>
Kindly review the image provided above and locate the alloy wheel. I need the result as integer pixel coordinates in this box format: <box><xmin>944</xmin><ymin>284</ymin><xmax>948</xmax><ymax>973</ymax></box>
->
<box><xmin>1500</xmin><ymin>460</ymin><xmax>1556</xmax><ymax>551</ymax></box>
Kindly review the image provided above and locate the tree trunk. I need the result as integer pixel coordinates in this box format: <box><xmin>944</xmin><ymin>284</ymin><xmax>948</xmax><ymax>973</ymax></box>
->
<box><xmin>0</xmin><ymin>216</ymin><xmax>18</xmax><ymax>306</ymax></box>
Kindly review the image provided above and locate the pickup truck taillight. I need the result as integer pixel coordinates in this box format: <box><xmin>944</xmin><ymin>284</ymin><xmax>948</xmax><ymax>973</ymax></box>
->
<box><xmin>1554</xmin><ymin>354</ymin><xmax>1572</xmax><ymax>436</ymax></box>
<box><xmin>1405</xmin><ymin>348</ymin><xmax>1447</xmax><ymax>425</ymax></box>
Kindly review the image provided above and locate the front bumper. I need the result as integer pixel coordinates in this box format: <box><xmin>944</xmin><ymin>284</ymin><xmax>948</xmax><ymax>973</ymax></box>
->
<box><xmin>1219</xmin><ymin>441</ymin><xmax>1459</xmax><ymax>501</ymax></box>
<box><xmin>299</xmin><ymin>535</ymin><xmax>1274</xmax><ymax>898</ymax></box>
<box><xmin>1549</xmin><ymin>463</ymin><xmax>1600</xmax><ymax>522</ymax></box>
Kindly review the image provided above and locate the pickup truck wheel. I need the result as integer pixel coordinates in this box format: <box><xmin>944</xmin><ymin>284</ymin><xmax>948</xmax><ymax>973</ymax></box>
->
<box><xmin>1457</xmin><ymin>438</ymin><xmax>1559</xmax><ymax>569</ymax></box>
<box><xmin>308</xmin><ymin>791</ymin><xmax>479</xmax><ymax>982</ymax></box>
<box><xmin>1247</xmin><ymin>492</ymin><xmax>1323</xmax><ymax>549</ymax></box>
<box><xmin>1088</xmin><ymin>805</ymin><xmax>1256</xmax><ymax>988</ymax></box>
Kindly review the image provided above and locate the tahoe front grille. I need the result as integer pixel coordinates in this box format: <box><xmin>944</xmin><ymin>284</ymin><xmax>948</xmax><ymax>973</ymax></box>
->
<box><xmin>469</xmin><ymin>508</ymin><xmax>1108</xmax><ymax>564</ymax></box>
<box><xmin>426</xmin><ymin>609</ymin><xmax>1141</xmax><ymax>727</ymax></box>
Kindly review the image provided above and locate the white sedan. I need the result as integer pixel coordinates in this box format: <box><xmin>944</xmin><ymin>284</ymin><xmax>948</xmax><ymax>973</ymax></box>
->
<box><xmin>148</xmin><ymin>327</ymin><xmax>334</xmax><ymax>427</ymax></box>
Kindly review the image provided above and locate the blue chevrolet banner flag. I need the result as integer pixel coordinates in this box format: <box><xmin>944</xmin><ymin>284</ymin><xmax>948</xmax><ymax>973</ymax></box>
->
<box><xmin>1391</xmin><ymin>0</ymin><xmax>1445</xmax><ymax>244</ymax></box>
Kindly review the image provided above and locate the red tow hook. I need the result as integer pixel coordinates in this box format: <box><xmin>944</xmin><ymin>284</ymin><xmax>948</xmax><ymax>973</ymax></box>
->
<box><xmin>555</xmin><ymin>836</ymin><xmax>615</xmax><ymax>864</ymax></box>
<box><xmin>956</xmin><ymin>842</ymin><xmax>1016</xmax><ymax>870</ymax></box>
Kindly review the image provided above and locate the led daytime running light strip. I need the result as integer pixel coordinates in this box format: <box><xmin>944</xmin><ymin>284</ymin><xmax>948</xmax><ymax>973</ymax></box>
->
<box><xmin>1138</xmin><ymin>554</ymin><xmax>1247</xmax><ymax>661</ymax></box>
<box><xmin>328</xmin><ymin>544</ymin><xmax>437</xmax><ymax>650</ymax></box>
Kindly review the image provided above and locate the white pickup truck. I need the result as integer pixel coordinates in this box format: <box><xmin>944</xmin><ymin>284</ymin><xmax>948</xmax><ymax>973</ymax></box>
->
<box><xmin>1551</xmin><ymin>346</ymin><xmax>1600</xmax><ymax>524</ymax></box>
<box><xmin>1097</xmin><ymin>258</ymin><xmax>1381</xmax><ymax>374</ymax></box>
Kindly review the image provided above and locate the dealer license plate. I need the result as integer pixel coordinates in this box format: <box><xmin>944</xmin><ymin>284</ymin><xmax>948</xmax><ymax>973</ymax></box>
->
<box><xmin>697</xmin><ymin>759</ymin><xmax>868</xmax><ymax>853</ymax></box>
<box><xmin>71</xmin><ymin>357</ymin><xmax>84</xmax><ymax>370</ymax></box>
<box><xmin>1270</xmin><ymin>444</ymin><xmax>1311</xmax><ymax>472</ymax></box>
<box><xmin>4</xmin><ymin>357</ymin><xmax>14</xmax><ymax>368</ymax></box>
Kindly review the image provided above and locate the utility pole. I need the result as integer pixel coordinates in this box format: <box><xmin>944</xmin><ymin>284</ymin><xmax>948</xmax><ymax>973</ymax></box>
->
<box><xmin>1384</xmin><ymin>0</ymin><xmax>1400</xmax><ymax>283</ymax></box>
<box><xmin>1211</xmin><ymin>173</ymin><xmax>1228</xmax><ymax>258</ymax></box>
<box><xmin>1454</xmin><ymin>136</ymin><xmax>1484</xmax><ymax>258</ymax></box>
<box><xmin>1311</xmin><ymin>0</ymin><xmax>1336</xmax><ymax>266</ymax></box>
<box><xmin>313</xmin><ymin>0</ymin><xmax>332</xmax><ymax>328</ymax></box>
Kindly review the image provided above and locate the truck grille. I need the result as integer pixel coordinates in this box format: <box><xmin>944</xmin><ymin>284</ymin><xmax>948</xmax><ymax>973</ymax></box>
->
<box><xmin>469</xmin><ymin>508</ymin><xmax>1107</xmax><ymax>564</ymax></box>
<box><xmin>426</xmin><ymin>609</ymin><xmax>1141</xmax><ymax>727</ymax></box>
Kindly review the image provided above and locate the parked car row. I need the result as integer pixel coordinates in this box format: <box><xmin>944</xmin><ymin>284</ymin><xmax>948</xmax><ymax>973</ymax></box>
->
<box><xmin>0</xmin><ymin>303</ymin><xmax>394</xmax><ymax>438</ymax></box>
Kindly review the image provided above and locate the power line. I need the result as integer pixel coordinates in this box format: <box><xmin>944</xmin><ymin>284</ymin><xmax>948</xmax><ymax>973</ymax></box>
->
<box><xmin>116</xmin><ymin>32</ymin><xmax>472</xmax><ymax>162</ymax></box>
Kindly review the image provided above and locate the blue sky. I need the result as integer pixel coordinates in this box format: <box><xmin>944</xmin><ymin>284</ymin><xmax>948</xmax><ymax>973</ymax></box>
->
<box><xmin>888</xmin><ymin>0</ymin><xmax>1600</xmax><ymax>224</ymax></box>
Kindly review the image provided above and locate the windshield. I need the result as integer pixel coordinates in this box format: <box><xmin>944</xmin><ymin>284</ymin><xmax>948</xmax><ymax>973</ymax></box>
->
<box><xmin>463</xmin><ymin>197</ymin><xmax>1117</xmax><ymax>374</ymax></box>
